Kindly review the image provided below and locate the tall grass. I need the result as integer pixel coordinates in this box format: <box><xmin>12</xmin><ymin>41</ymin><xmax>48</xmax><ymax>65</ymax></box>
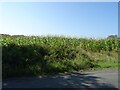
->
<box><xmin>1</xmin><ymin>35</ymin><xmax>119</xmax><ymax>78</ymax></box>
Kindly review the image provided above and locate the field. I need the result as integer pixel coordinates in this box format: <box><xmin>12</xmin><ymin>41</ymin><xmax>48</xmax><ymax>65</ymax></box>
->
<box><xmin>1</xmin><ymin>34</ymin><xmax>119</xmax><ymax>78</ymax></box>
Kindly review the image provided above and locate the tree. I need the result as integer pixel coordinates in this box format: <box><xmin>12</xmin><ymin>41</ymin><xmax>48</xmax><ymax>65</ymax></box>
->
<box><xmin>107</xmin><ymin>35</ymin><xmax>118</xmax><ymax>38</ymax></box>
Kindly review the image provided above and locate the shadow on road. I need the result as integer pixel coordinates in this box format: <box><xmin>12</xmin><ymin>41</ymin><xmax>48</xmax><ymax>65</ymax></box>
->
<box><xmin>2</xmin><ymin>72</ymin><xmax>119</xmax><ymax>90</ymax></box>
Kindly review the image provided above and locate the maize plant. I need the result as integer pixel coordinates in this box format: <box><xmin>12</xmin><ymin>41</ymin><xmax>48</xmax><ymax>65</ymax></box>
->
<box><xmin>1</xmin><ymin>34</ymin><xmax>119</xmax><ymax>78</ymax></box>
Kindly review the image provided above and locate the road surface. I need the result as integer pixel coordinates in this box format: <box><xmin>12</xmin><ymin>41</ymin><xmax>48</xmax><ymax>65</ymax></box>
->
<box><xmin>2</xmin><ymin>68</ymin><xmax>119</xmax><ymax>89</ymax></box>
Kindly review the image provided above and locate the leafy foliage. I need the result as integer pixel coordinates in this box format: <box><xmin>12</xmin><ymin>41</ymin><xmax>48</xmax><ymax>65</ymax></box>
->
<box><xmin>1</xmin><ymin>34</ymin><xmax>119</xmax><ymax>78</ymax></box>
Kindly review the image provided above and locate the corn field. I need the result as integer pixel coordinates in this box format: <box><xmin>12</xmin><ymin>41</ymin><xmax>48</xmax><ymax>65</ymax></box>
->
<box><xmin>1</xmin><ymin>35</ymin><xmax>119</xmax><ymax>52</ymax></box>
<box><xmin>1</xmin><ymin>34</ymin><xmax>119</xmax><ymax>78</ymax></box>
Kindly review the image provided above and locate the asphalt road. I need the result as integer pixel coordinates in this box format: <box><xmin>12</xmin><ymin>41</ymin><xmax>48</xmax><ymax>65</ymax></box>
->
<box><xmin>2</xmin><ymin>68</ymin><xmax>119</xmax><ymax>89</ymax></box>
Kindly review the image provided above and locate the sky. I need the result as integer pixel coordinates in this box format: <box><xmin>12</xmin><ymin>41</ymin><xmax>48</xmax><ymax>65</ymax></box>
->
<box><xmin>0</xmin><ymin>2</ymin><xmax>118</xmax><ymax>38</ymax></box>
